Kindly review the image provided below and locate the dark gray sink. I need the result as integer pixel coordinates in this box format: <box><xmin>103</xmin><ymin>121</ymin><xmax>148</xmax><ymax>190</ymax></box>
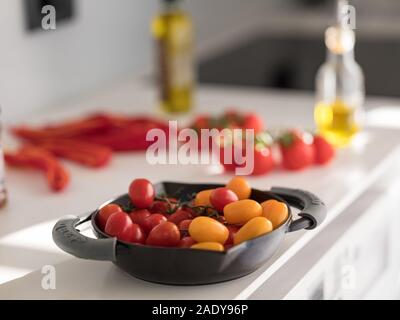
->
<box><xmin>198</xmin><ymin>35</ymin><xmax>400</xmax><ymax>97</ymax></box>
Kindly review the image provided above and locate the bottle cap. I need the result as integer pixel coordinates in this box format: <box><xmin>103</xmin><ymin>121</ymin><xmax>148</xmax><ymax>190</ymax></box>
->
<box><xmin>325</xmin><ymin>25</ymin><xmax>355</xmax><ymax>54</ymax></box>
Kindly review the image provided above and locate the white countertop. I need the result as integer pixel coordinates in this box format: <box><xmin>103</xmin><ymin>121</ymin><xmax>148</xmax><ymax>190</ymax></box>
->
<box><xmin>0</xmin><ymin>79</ymin><xmax>399</xmax><ymax>298</ymax></box>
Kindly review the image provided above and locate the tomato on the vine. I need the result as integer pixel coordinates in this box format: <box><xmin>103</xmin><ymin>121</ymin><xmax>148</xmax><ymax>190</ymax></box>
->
<box><xmin>168</xmin><ymin>209</ymin><xmax>193</xmax><ymax>225</ymax></box>
<box><xmin>149</xmin><ymin>201</ymin><xmax>168</xmax><ymax>214</ymax></box>
<box><xmin>178</xmin><ymin>219</ymin><xmax>193</xmax><ymax>232</ymax></box>
<box><xmin>129</xmin><ymin>209</ymin><xmax>151</xmax><ymax>228</ymax></box>
<box><xmin>150</xmin><ymin>198</ymin><xmax>178</xmax><ymax>214</ymax></box>
<box><xmin>141</xmin><ymin>213</ymin><xmax>167</xmax><ymax>234</ymax></box>
<box><xmin>178</xmin><ymin>236</ymin><xmax>196</xmax><ymax>248</ymax></box>
<box><xmin>181</xmin><ymin>206</ymin><xmax>199</xmax><ymax>218</ymax></box>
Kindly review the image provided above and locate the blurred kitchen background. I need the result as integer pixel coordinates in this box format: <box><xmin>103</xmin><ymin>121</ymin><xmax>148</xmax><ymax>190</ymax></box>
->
<box><xmin>1</xmin><ymin>0</ymin><xmax>399</xmax><ymax>121</ymax></box>
<box><xmin>1</xmin><ymin>0</ymin><xmax>400</xmax><ymax>300</ymax></box>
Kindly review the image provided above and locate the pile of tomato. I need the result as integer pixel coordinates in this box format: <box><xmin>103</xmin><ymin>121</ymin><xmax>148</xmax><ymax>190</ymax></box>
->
<box><xmin>96</xmin><ymin>177</ymin><xmax>289</xmax><ymax>252</ymax></box>
<box><xmin>191</xmin><ymin>111</ymin><xmax>336</xmax><ymax>175</ymax></box>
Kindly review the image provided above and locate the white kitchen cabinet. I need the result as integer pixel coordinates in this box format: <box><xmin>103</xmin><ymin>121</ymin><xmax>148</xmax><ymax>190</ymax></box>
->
<box><xmin>266</xmin><ymin>162</ymin><xmax>400</xmax><ymax>300</ymax></box>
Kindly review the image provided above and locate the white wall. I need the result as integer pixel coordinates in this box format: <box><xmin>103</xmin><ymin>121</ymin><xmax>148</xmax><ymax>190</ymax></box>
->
<box><xmin>1</xmin><ymin>0</ymin><xmax>398</xmax><ymax>121</ymax></box>
<box><xmin>0</xmin><ymin>0</ymin><xmax>157</xmax><ymax>121</ymax></box>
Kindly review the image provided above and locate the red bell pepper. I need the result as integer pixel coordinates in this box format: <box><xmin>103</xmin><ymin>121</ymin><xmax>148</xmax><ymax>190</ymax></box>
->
<box><xmin>5</xmin><ymin>146</ymin><xmax>70</xmax><ymax>192</ymax></box>
<box><xmin>12</xmin><ymin>113</ymin><xmax>169</xmax><ymax>152</ymax></box>
<box><xmin>11</xmin><ymin>114</ymin><xmax>115</xmax><ymax>142</ymax></box>
<box><xmin>33</xmin><ymin>139</ymin><xmax>112</xmax><ymax>168</ymax></box>
<box><xmin>81</xmin><ymin>120</ymin><xmax>169</xmax><ymax>151</ymax></box>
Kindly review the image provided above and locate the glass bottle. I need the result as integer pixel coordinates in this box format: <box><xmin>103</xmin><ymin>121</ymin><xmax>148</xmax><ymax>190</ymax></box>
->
<box><xmin>152</xmin><ymin>0</ymin><xmax>194</xmax><ymax>114</ymax></box>
<box><xmin>314</xmin><ymin>4</ymin><xmax>365</xmax><ymax>147</ymax></box>
<box><xmin>0</xmin><ymin>108</ymin><xmax>7</xmax><ymax>208</ymax></box>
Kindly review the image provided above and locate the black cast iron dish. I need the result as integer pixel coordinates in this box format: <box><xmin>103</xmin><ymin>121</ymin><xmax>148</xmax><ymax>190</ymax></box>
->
<box><xmin>53</xmin><ymin>182</ymin><xmax>326</xmax><ymax>285</ymax></box>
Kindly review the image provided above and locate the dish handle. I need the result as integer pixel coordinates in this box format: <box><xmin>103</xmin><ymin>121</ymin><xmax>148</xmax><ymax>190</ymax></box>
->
<box><xmin>52</xmin><ymin>214</ymin><xmax>116</xmax><ymax>261</ymax></box>
<box><xmin>270</xmin><ymin>187</ymin><xmax>327</xmax><ymax>232</ymax></box>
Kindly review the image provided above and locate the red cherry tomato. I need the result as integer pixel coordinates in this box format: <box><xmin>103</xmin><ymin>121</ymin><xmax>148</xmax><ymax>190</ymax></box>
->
<box><xmin>178</xmin><ymin>219</ymin><xmax>193</xmax><ymax>231</ymax></box>
<box><xmin>182</xmin><ymin>206</ymin><xmax>199</xmax><ymax>218</ymax></box>
<box><xmin>146</xmin><ymin>222</ymin><xmax>180</xmax><ymax>247</ymax></box>
<box><xmin>129</xmin><ymin>209</ymin><xmax>151</xmax><ymax>228</ymax></box>
<box><xmin>168</xmin><ymin>209</ymin><xmax>193</xmax><ymax>225</ymax></box>
<box><xmin>242</xmin><ymin>113</ymin><xmax>264</xmax><ymax>133</ymax></box>
<box><xmin>220</xmin><ymin>132</ymin><xmax>275</xmax><ymax>175</ymax></box>
<box><xmin>210</xmin><ymin>188</ymin><xmax>238</xmax><ymax>212</ymax></box>
<box><xmin>119</xmin><ymin>223</ymin><xmax>146</xmax><ymax>244</ymax></box>
<box><xmin>149</xmin><ymin>201</ymin><xmax>168</xmax><ymax>214</ymax></box>
<box><xmin>97</xmin><ymin>204</ymin><xmax>123</xmax><ymax>231</ymax></box>
<box><xmin>225</xmin><ymin>225</ymin><xmax>240</xmax><ymax>245</ymax></box>
<box><xmin>220</xmin><ymin>144</ymin><xmax>275</xmax><ymax>175</ymax></box>
<box><xmin>178</xmin><ymin>236</ymin><xmax>196</xmax><ymax>248</ymax></box>
<box><xmin>150</xmin><ymin>198</ymin><xmax>178</xmax><ymax>214</ymax></box>
<box><xmin>219</xmin><ymin>144</ymin><xmax>237</xmax><ymax>172</ymax></box>
<box><xmin>313</xmin><ymin>135</ymin><xmax>335</xmax><ymax>165</ymax></box>
<box><xmin>192</xmin><ymin>115</ymin><xmax>211</xmax><ymax>130</ymax></box>
<box><xmin>129</xmin><ymin>179</ymin><xmax>155</xmax><ymax>209</ymax></box>
<box><xmin>279</xmin><ymin>130</ymin><xmax>315</xmax><ymax>171</ymax></box>
<box><xmin>252</xmin><ymin>145</ymin><xmax>275</xmax><ymax>175</ymax></box>
<box><xmin>224</xmin><ymin>244</ymin><xmax>234</xmax><ymax>250</ymax></box>
<box><xmin>217</xmin><ymin>215</ymin><xmax>227</xmax><ymax>224</ymax></box>
<box><xmin>223</xmin><ymin>110</ymin><xmax>241</xmax><ymax>126</ymax></box>
<box><xmin>141</xmin><ymin>213</ymin><xmax>167</xmax><ymax>234</ymax></box>
<box><xmin>105</xmin><ymin>212</ymin><xmax>132</xmax><ymax>239</ymax></box>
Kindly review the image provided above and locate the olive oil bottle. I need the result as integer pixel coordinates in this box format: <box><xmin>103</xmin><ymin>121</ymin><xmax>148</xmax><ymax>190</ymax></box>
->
<box><xmin>152</xmin><ymin>0</ymin><xmax>194</xmax><ymax>114</ymax></box>
<box><xmin>314</xmin><ymin>0</ymin><xmax>365</xmax><ymax>147</ymax></box>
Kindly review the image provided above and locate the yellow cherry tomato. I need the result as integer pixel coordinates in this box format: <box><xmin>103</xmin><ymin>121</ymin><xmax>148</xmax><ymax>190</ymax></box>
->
<box><xmin>234</xmin><ymin>217</ymin><xmax>273</xmax><ymax>245</ymax></box>
<box><xmin>226</xmin><ymin>176</ymin><xmax>252</xmax><ymax>200</ymax></box>
<box><xmin>261</xmin><ymin>199</ymin><xmax>289</xmax><ymax>229</ymax></box>
<box><xmin>191</xmin><ymin>242</ymin><xmax>224</xmax><ymax>252</ymax></box>
<box><xmin>223</xmin><ymin>199</ymin><xmax>262</xmax><ymax>225</ymax></box>
<box><xmin>194</xmin><ymin>189</ymin><xmax>213</xmax><ymax>207</ymax></box>
<box><xmin>189</xmin><ymin>216</ymin><xmax>229</xmax><ymax>244</ymax></box>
